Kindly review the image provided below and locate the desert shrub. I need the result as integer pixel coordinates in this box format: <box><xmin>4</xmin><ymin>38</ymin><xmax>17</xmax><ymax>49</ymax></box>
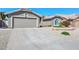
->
<box><xmin>61</xmin><ymin>20</ymin><xmax>70</xmax><ymax>27</ymax></box>
<box><xmin>61</xmin><ymin>31</ymin><xmax>70</xmax><ymax>36</ymax></box>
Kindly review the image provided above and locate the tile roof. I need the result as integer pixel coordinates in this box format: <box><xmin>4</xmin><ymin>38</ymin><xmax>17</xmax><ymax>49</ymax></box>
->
<box><xmin>44</xmin><ymin>14</ymin><xmax>79</xmax><ymax>20</ymax></box>
<box><xmin>4</xmin><ymin>9</ymin><xmax>42</xmax><ymax>17</ymax></box>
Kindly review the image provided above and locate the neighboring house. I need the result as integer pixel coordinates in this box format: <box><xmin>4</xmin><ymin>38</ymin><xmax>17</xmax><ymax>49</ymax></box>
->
<box><xmin>5</xmin><ymin>9</ymin><xmax>42</xmax><ymax>28</ymax></box>
<box><xmin>40</xmin><ymin>14</ymin><xmax>79</xmax><ymax>28</ymax></box>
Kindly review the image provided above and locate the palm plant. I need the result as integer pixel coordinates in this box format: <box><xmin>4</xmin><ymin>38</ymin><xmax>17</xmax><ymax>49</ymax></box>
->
<box><xmin>0</xmin><ymin>12</ymin><xmax>8</xmax><ymax>28</ymax></box>
<box><xmin>0</xmin><ymin>12</ymin><xmax>6</xmax><ymax>20</ymax></box>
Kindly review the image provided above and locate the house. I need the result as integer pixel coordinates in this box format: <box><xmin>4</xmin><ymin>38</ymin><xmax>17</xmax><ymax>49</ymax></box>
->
<box><xmin>40</xmin><ymin>14</ymin><xmax>79</xmax><ymax>28</ymax></box>
<box><xmin>5</xmin><ymin>9</ymin><xmax>42</xmax><ymax>28</ymax></box>
<box><xmin>3</xmin><ymin>9</ymin><xmax>79</xmax><ymax>28</ymax></box>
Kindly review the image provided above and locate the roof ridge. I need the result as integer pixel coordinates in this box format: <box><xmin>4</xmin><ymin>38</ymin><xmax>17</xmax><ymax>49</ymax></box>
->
<box><xmin>4</xmin><ymin>8</ymin><xmax>42</xmax><ymax>17</ymax></box>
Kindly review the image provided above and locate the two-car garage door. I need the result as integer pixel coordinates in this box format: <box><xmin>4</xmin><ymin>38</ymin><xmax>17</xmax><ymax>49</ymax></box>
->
<box><xmin>12</xmin><ymin>18</ymin><xmax>37</xmax><ymax>28</ymax></box>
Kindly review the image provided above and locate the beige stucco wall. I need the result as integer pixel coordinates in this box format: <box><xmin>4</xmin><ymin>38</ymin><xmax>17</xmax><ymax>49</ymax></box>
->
<box><xmin>12</xmin><ymin>13</ymin><xmax>26</xmax><ymax>17</ymax></box>
<box><xmin>40</xmin><ymin>21</ymin><xmax>52</xmax><ymax>27</ymax></box>
<box><xmin>73</xmin><ymin>19</ymin><xmax>79</xmax><ymax>28</ymax></box>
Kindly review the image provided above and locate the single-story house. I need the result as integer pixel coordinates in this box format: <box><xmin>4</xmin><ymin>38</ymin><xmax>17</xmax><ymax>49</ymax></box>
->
<box><xmin>5</xmin><ymin>9</ymin><xmax>42</xmax><ymax>28</ymax></box>
<box><xmin>1</xmin><ymin>9</ymin><xmax>79</xmax><ymax>28</ymax></box>
<box><xmin>40</xmin><ymin>14</ymin><xmax>79</xmax><ymax>28</ymax></box>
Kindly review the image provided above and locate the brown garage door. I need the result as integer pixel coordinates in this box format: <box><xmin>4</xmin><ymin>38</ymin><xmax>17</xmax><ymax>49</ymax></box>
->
<box><xmin>13</xmin><ymin>18</ymin><xmax>37</xmax><ymax>28</ymax></box>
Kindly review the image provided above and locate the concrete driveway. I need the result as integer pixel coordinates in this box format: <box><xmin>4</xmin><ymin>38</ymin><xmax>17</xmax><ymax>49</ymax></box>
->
<box><xmin>4</xmin><ymin>28</ymin><xmax>79</xmax><ymax>50</ymax></box>
<box><xmin>0</xmin><ymin>29</ymin><xmax>11</xmax><ymax>50</ymax></box>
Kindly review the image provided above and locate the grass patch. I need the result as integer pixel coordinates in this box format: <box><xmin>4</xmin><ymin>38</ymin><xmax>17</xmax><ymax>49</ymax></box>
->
<box><xmin>61</xmin><ymin>31</ymin><xmax>70</xmax><ymax>36</ymax></box>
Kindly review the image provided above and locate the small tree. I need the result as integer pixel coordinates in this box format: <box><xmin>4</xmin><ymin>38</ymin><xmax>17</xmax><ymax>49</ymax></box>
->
<box><xmin>0</xmin><ymin>12</ymin><xmax>6</xmax><ymax>20</ymax></box>
<box><xmin>0</xmin><ymin>13</ymin><xmax>8</xmax><ymax>28</ymax></box>
<box><xmin>61</xmin><ymin>20</ymin><xmax>71</xmax><ymax>27</ymax></box>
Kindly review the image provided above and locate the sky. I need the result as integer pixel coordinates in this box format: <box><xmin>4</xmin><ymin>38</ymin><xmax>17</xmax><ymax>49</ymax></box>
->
<box><xmin>0</xmin><ymin>8</ymin><xmax>79</xmax><ymax>16</ymax></box>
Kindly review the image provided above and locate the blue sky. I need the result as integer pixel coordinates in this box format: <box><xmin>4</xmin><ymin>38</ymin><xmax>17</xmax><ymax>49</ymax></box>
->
<box><xmin>0</xmin><ymin>8</ymin><xmax>79</xmax><ymax>16</ymax></box>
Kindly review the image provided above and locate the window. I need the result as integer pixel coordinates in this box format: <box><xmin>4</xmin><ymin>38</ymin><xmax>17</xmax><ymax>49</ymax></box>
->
<box><xmin>53</xmin><ymin>18</ymin><xmax>62</xmax><ymax>26</ymax></box>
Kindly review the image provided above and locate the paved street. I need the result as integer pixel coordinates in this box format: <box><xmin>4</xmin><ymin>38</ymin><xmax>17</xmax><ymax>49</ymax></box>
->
<box><xmin>0</xmin><ymin>28</ymin><xmax>79</xmax><ymax>50</ymax></box>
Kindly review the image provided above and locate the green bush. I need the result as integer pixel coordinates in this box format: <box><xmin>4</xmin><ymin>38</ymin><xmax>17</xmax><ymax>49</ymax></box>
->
<box><xmin>61</xmin><ymin>31</ymin><xmax>70</xmax><ymax>36</ymax></box>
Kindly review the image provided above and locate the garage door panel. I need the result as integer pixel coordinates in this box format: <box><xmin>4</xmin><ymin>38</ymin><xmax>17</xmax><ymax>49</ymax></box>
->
<box><xmin>13</xmin><ymin>18</ymin><xmax>37</xmax><ymax>28</ymax></box>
